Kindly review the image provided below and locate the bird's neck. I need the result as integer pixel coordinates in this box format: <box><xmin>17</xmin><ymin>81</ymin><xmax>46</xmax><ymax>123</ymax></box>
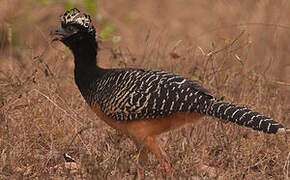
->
<box><xmin>69</xmin><ymin>38</ymin><xmax>106</xmax><ymax>95</ymax></box>
<box><xmin>70</xmin><ymin>37</ymin><xmax>98</xmax><ymax>69</ymax></box>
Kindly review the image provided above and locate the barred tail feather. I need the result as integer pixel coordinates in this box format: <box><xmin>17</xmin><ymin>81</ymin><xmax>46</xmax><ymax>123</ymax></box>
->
<box><xmin>207</xmin><ymin>101</ymin><xmax>285</xmax><ymax>134</ymax></box>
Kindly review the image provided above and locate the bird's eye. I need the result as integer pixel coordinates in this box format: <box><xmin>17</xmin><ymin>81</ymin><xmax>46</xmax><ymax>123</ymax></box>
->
<box><xmin>67</xmin><ymin>26</ymin><xmax>76</xmax><ymax>33</ymax></box>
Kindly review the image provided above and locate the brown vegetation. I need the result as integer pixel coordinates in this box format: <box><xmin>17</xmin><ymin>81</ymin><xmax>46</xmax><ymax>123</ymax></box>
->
<box><xmin>0</xmin><ymin>0</ymin><xmax>289</xmax><ymax>179</ymax></box>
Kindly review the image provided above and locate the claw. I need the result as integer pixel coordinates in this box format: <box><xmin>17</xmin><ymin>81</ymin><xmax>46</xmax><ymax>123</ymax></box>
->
<box><xmin>157</xmin><ymin>159</ymin><xmax>172</xmax><ymax>177</ymax></box>
<box><xmin>136</xmin><ymin>168</ymin><xmax>144</xmax><ymax>180</ymax></box>
<box><xmin>163</xmin><ymin>159</ymin><xmax>172</xmax><ymax>176</ymax></box>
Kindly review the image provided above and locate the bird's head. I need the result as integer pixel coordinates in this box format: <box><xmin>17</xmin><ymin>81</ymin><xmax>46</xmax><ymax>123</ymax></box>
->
<box><xmin>50</xmin><ymin>8</ymin><xmax>96</xmax><ymax>47</ymax></box>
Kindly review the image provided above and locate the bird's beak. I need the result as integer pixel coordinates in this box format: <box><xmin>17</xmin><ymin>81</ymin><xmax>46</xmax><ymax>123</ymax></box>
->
<box><xmin>50</xmin><ymin>27</ymin><xmax>68</xmax><ymax>41</ymax></box>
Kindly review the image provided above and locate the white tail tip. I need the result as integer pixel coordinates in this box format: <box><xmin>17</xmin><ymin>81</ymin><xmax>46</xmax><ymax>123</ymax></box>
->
<box><xmin>277</xmin><ymin>128</ymin><xmax>290</xmax><ymax>134</ymax></box>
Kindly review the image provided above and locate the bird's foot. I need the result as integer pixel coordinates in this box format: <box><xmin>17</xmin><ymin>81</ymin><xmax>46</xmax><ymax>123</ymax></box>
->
<box><xmin>157</xmin><ymin>159</ymin><xmax>172</xmax><ymax>178</ymax></box>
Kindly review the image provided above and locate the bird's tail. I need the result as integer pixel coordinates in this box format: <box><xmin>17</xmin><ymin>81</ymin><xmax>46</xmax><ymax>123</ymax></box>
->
<box><xmin>205</xmin><ymin>100</ymin><xmax>289</xmax><ymax>134</ymax></box>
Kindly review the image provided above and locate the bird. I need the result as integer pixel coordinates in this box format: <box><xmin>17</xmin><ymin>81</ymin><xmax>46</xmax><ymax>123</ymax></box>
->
<box><xmin>51</xmin><ymin>8</ymin><xmax>289</xmax><ymax>174</ymax></box>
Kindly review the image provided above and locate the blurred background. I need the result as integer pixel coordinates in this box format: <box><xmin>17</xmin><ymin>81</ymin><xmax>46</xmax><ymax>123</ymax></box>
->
<box><xmin>1</xmin><ymin>0</ymin><xmax>290</xmax><ymax>179</ymax></box>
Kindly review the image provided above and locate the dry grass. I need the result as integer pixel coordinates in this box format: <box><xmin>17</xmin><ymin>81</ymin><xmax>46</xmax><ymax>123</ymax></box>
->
<box><xmin>0</xmin><ymin>0</ymin><xmax>290</xmax><ymax>179</ymax></box>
